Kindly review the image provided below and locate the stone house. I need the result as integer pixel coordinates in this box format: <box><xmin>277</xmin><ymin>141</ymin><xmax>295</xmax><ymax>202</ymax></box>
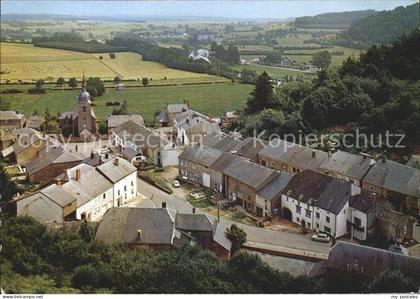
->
<box><xmin>24</xmin><ymin>147</ymin><xmax>83</xmax><ymax>184</ymax></box>
<box><xmin>112</xmin><ymin>120</ymin><xmax>182</xmax><ymax>167</ymax></box>
<box><xmin>319</xmin><ymin>150</ymin><xmax>374</xmax><ymax>187</ymax></box>
<box><xmin>11</xmin><ymin>128</ymin><xmax>48</xmax><ymax>165</ymax></box>
<box><xmin>0</xmin><ymin>110</ymin><xmax>25</xmax><ymax>130</ymax></box>
<box><xmin>281</xmin><ymin>169</ymin><xmax>361</xmax><ymax>238</ymax></box>
<box><xmin>258</xmin><ymin>138</ymin><xmax>329</xmax><ymax>174</ymax></box>
<box><xmin>155</xmin><ymin>103</ymin><xmax>189</xmax><ymax>127</ymax></box>
<box><xmin>362</xmin><ymin>158</ymin><xmax>420</xmax><ymax>217</ymax></box>
<box><xmin>107</xmin><ymin>114</ymin><xmax>144</xmax><ymax>135</ymax></box>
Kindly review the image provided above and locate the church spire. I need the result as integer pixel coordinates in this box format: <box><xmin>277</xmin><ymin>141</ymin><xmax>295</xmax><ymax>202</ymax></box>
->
<box><xmin>82</xmin><ymin>71</ymin><xmax>86</xmax><ymax>91</ymax></box>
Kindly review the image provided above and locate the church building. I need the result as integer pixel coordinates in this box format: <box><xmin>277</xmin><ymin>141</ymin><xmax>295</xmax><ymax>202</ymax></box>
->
<box><xmin>59</xmin><ymin>76</ymin><xmax>97</xmax><ymax>137</ymax></box>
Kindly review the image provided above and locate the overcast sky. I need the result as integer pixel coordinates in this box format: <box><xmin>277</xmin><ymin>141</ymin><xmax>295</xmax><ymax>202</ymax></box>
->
<box><xmin>1</xmin><ymin>1</ymin><xmax>416</xmax><ymax>19</ymax></box>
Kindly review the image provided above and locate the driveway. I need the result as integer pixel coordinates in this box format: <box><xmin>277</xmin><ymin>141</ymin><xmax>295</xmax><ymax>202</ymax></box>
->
<box><xmin>137</xmin><ymin>177</ymin><xmax>331</xmax><ymax>255</ymax></box>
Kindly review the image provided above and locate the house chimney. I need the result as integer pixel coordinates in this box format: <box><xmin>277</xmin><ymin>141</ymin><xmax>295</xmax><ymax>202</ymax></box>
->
<box><xmin>75</xmin><ymin>145</ymin><xmax>78</xmax><ymax>152</ymax></box>
<box><xmin>75</xmin><ymin>169</ymin><xmax>81</xmax><ymax>181</ymax></box>
<box><xmin>105</xmin><ymin>153</ymin><xmax>109</xmax><ymax>159</ymax></box>
<box><xmin>312</xmin><ymin>150</ymin><xmax>316</xmax><ymax>158</ymax></box>
<box><xmin>56</xmin><ymin>179</ymin><xmax>62</xmax><ymax>186</ymax></box>
<box><xmin>90</xmin><ymin>151</ymin><xmax>94</xmax><ymax>159</ymax></box>
<box><xmin>113</xmin><ymin>158</ymin><xmax>119</xmax><ymax>166</ymax></box>
<box><xmin>162</xmin><ymin>202</ymin><xmax>167</xmax><ymax>208</ymax></box>
<box><xmin>192</xmin><ymin>207</ymin><xmax>196</xmax><ymax>214</ymax></box>
<box><xmin>137</xmin><ymin>229</ymin><xmax>142</xmax><ymax>240</ymax></box>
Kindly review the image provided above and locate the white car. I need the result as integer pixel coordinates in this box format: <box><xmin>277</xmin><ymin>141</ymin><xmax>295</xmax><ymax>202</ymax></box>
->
<box><xmin>172</xmin><ymin>180</ymin><xmax>181</xmax><ymax>188</ymax></box>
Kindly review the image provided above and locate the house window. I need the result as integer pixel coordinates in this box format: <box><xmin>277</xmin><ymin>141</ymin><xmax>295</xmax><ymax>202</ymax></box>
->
<box><xmin>131</xmin><ymin>181</ymin><xmax>134</xmax><ymax>186</ymax></box>
<box><xmin>305</xmin><ymin>209</ymin><xmax>312</xmax><ymax>218</ymax></box>
<box><xmin>324</xmin><ymin>226</ymin><xmax>331</xmax><ymax>233</ymax></box>
<box><xmin>124</xmin><ymin>186</ymin><xmax>127</xmax><ymax>191</ymax></box>
<box><xmin>296</xmin><ymin>205</ymin><xmax>301</xmax><ymax>214</ymax></box>
<box><xmin>316</xmin><ymin>212</ymin><xmax>320</xmax><ymax>219</ymax></box>
<box><xmin>83</xmin><ymin>106</ymin><xmax>86</xmax><ymax>112</ymax></box>
<box><xmin>118</xmin><ymin>190</ymin><xmax>120</xmax><ymax>196</ymax></box>
<box><xmin>103</xmin><ymin>193</ymin><xmax>106</xmax><ymax>199</ymax></box>
<box><xmin>316</xmin><ymin>223</ymin><xmax>319</xmax><ymax>229</ymax></box>
<box><xmin>354</xmin><ymin>217</ymin><xmax>362</xmax><ymax>227</ymax></box>
<box><xmin>326</xmin><ymin>216</ymin><xmax>330</xmax><ymax>223</ymax></box>
<box><xmin>296</xmin><ymin>217</ymin><xmax>300</xmax><ymax>222</ymax></box>
<box><xmin>307</xmin><ymin>222</ymin><xmax>311</xmax><ymax>229</ymax></box>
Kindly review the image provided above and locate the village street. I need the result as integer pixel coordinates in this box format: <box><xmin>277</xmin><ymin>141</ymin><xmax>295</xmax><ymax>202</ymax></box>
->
<box><xmin>134</xmin><ymin>177</ymin><xmax>331</xmax><ymax>256</ymax></box>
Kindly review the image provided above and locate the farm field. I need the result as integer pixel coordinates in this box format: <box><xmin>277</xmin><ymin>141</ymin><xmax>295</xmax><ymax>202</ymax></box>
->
<box><xmin>0</xmin><ymin>43</ymin><xmax>224</xmax><ymax>83</ymax></box>
<box><xmin>2</xmin><ymin>83</ymin><xmax>253</xmax><ymax>123</ymax></box>
<box><xmin>231</xmin><ymin>64</ymin><xmax>316</xmax><ymax>79</ymax></box>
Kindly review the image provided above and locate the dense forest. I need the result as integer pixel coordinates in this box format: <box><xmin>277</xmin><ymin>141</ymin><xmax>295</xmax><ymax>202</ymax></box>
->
<box><xmin>229</xmin><ymin>29</ymin><xmax>420</xmax><ymax>158</ymax></box>
<box><xmin>1</xmin><ymin>214</ymin><xmax>418</xmax><ymax>294</ymax></box>
<box><xmin>337</xmin><ymin>3</ymin><xmax>419</xmax><ymax>48</ymax></box>
<box><xmin>294</xmin><ymin>9</ymin><xmax>376</xmax><ymax>29</ymax></box>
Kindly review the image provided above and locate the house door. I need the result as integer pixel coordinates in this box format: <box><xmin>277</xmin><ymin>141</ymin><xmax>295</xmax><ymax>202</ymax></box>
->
<box><xmin>282</xmin><ymin>207</ymin><xmax>292</xmax><ymax>221</ymax></box>
<box><xmin>202</xmin><ymin>173</ymin><xmax>210</xmax><ymax>188</ymax></box>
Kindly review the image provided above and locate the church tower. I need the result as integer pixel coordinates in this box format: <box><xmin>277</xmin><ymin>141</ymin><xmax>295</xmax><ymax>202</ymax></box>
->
<box><xmin>73</xmin><ymin>75</ymin><xmax>96</xmax><ymax>136</ymax></box>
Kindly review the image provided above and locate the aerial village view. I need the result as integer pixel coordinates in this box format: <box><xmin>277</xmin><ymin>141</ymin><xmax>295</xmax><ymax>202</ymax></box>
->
<box><xmin>0</xmin><ymin>0</ymin><xmax>419</xmax><ymax>297</ymax></box>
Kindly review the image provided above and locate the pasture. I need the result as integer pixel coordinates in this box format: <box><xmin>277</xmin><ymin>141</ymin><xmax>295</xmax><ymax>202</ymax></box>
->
<box><xmin>0</xmin><ymin>43</ymin><xmax>224</xmax><ymax>83</ymax></box>
<box><xmin>2</xmin><ymin>83</ymin><xmax>253</xmax><ymax>123</ymax></box>
<box><xmin>230</xmin><ymin>64</ymin><xmax>315</xmax><ymax>79</ymax></box>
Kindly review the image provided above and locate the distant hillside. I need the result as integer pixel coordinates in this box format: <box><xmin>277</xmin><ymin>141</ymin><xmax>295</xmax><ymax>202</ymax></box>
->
<box><xmin>337</xmin><ymin>3</ymin><xmax>420</xmax><ymax>48</ymax></box>
<box><xmin>294</xmin><ymin>10</ymin><xmax>376</xmax><ymax>29</ymax></box>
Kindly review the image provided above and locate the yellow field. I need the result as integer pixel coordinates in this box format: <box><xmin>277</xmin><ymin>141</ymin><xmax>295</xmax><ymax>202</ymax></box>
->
<box><xmin>0</xmin><ymin>43</ymin><xmax>217</xmax><ymax>83</ymax></box>
<box><xmin>90</xmin><ymin>52</ymin><xmax>212</xmax><ymax>81</ymax></box>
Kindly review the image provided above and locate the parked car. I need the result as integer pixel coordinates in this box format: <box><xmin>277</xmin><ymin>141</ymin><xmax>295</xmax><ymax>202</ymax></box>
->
<box><xmin>190</xmin><ymin>191</ymin><xmax>206</xmax><ymax>200</ymax></box>
<box><xmin>311</xmin><ymin>233</ymin><xmax>331</xmax><ymax>243</ymax></box>
<box><xmin>172</xmin><ymin>180</ymin><xmax>181</xmax><ymax>188</ymax></box>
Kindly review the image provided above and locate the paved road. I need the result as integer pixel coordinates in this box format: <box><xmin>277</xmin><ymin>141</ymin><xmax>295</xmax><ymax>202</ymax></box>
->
<box><xmin>136</xmin><ymin>178</ymin><xmax>331</xmax><ymax>255</ymax></box>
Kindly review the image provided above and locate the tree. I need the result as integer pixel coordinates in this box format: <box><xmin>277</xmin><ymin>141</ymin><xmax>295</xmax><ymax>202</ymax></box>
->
<box><xmin>109</xmin><ymin>53</ymin><xmax>116</xmax><ymax>59</ymax></box>
<box><xmin>35</xmin><ymin>79</ymin><xmax>45</xmax><ymax>89</ymax></box>
<box><xmin>98</xmin><ymin>122</ymin><xmax>108</xmax><ymax>135</ymax></box>
<box><xmin>368</xmin><ymin>271</ymin><xmax>418</xmax><ymax>293</ymax></box>
<box><xmin>142</xmin><ymin>77</ymin><xmax>149</xmax><ymax>87</ymax></box>
<box><xmin>0</xmin><ymin>163</ymin><xmax>18</xmax><ymax>209</ymax></box>
<box><xmin>225</xmin><ymin>224</ymin><xmax>247</xmax><ymax>254</ymax></box>
<box><xmin>265</xmin><ymin>51</ymin><xmax>283</xmax><ymax>64</ymax></box>
<box><xmin>246</xmin><ymin>71</ymin><xmax>278</xmax><ymax>114</ymax></box>
<box><xmin>56</xmin><ymin>77</ymin><xmax>65</xmax><ymax>86</ymax></box>
<box><xmin>227</xmin><ymin>45</ymin><xmax>240</xmax><ymax>64</ymax></box>
<box><xmin>114</xmin><ymin>76</ymin><xmax>121</xmax><ymax>83</ymax></box>
<box><xmin>240</xmin><ymin>69</ymin><xmax>257</xmax><ymax>84</ymax></box>
<box><xmin>311</xmin><ymin>50</ymin><xmax>332</xmax><ymax>70</ymax></box>
<box><xmin>68</xmin><ymin>77</ymin><xmax>78</xmax><ymax>88</ymax></box>
<box><xmin>86</xmin><ymin>86</ymin><xmax>98</xmax><ymax>97</ymax></box>
<box><xmin>79</xmin><ymin>220</ymin><xmax>94</xmax><ymax>243</ymax></box>
<box><xmin>86</xmin><ymin>77</ymin><xmax>105</xmax><ymax>96</ymax></box>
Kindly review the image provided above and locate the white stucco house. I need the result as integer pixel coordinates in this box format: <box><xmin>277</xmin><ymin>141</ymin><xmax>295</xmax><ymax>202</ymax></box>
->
<box><xmin>17</xmin><ymin>157</ymin><xmax>137</xmax><ymax>223</ymax></box>
<box><xmin>281</xmin><ymin>169</ymin><xmax>362</xmax><ymax>238</ymax></box>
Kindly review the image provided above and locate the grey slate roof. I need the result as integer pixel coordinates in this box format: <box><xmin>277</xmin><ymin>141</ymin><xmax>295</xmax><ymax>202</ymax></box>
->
<box><xmin>12</xmin><ymin>128</ymin><xmax>43</xmax><ymax>154</ymax></box>
<box><xmin>167</xmin><ymin>103</ymin><xmax>189</xmax><ymax>113</ymax></box>
<box><xmin>202</xmin><ymin>132</ymin><xmax>227</xmax><ymax>147</ymax></box>
<box><xmin>62</xmin><ymin>163</ymin><xmax>113</xmax><ymax>207</ymax></box>
<box><xmin>0</xmin><ymin>110</ymin><xmax>24</xmax><ymax>121</ymax></box>
<box><xmin>41</xmin><ymin>184</ymin><xmax>75</xmax><ymax>207</ymax></box>
<box><xmin>363</xmin><ymin>159</ymin><xmax>420</xmax><ymax>198</ymax></box>
<box><xmin>96</xmin><ymin>158</ymin><xmax>137</xmax><ymax>183</ymax></box>
<box><xmin>96</xmin><ymin>207</ymin><xmax>175</xmax><ymax>245</ymax></box>
<box><xmin>213</xmin><ymin>222</ymin><xmax>232</xmax><ymax>251</ymax></box>
<box><xmin>327</xmin><ymin>241</ymin><xmax>420</xmax><ymax>278</ymax></box>
<box><xmin>210</xmin><ymin>152</ymin><xmax>243</xmax><ymax>172</ymax></box>
<box><xmin>155</xmin><ymin>110</ymin><xmax>168</xmax><ymax>123</ymax></box>
<box><xmin>231</xmin><ymin>137</ymin><xmax>268</xmax><ymax>161</ymax></box>
<box><xmin>114</xmin><ymin>120</ymin><xmax>170</xmax><ymax>150</ymax></box>
<box><xmin>178</xmin><ymin>144</ymin><xmax>223</xmax><ymax>167</ymax></box>
<box><xmin>349</xmin><ymin>190</ymin><xmax>377</xmax><ymax>214</ymax></box>
<box><xmin>107</xmin><ymin>114</ymin><xmax>144</xmax><ymax>128</ymax></box>
<box><xmin>259</xmin><ymin>138</ymin><xmax>329</xmax><ymax>171</ymax></box>
<box><xmin>283</xmin><ymin>169</ymin><xmax>352</xmax><ymax>214</ymax></box>
<box><xmin>257</xmin><ymin>171</ymin><xmax>294</xmax><ymax>201</ymax></box>
<box><xmin>122</xmin><ymin>147</ymin><xmax>139</xmax><ymax>161</ymax></box>
<box><xmin>175</xmin><ymin>213</ymin><xmax>214</xmax><ymax>231</ymax></box>
<box><xmin>25</xmin><ymin>147</ymin><xmax>82</xmax><ymax>176</ymax></box>
<box><xmin>320</xmin><ymin>151</ymin><xmax>374</xmax><ymax>180</ymax></box>
<box><xmin>223</xmin><ymin>157</ymin><xmax>277</xmax><ymax>189</ymax></box>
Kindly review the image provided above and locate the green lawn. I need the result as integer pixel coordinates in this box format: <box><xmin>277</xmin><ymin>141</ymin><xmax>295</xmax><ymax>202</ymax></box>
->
<box><xmin>231</xmin><ymin>64</ymin><xmax>316</xmax><ymax>79</ymax></box>
<box><xmin>3</xmin><ymin>83</ymin><xmax>253</xmax><ymax>123</ymax></box>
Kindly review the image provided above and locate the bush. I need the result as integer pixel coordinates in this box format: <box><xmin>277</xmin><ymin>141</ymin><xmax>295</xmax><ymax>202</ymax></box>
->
<box><xmin>27</xmin><ymin>88</ymin><xmax>46</xmax><ymax>94</ymax></box>
<box><xmin>1</xmin><ymin>89</ymin><xmax>23</xmax><ymax>94</ymax></box>
<box><xmin>109</xmin><ymin>53</ymin><xmax>116</xmax><ymax>59</ymax></box>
